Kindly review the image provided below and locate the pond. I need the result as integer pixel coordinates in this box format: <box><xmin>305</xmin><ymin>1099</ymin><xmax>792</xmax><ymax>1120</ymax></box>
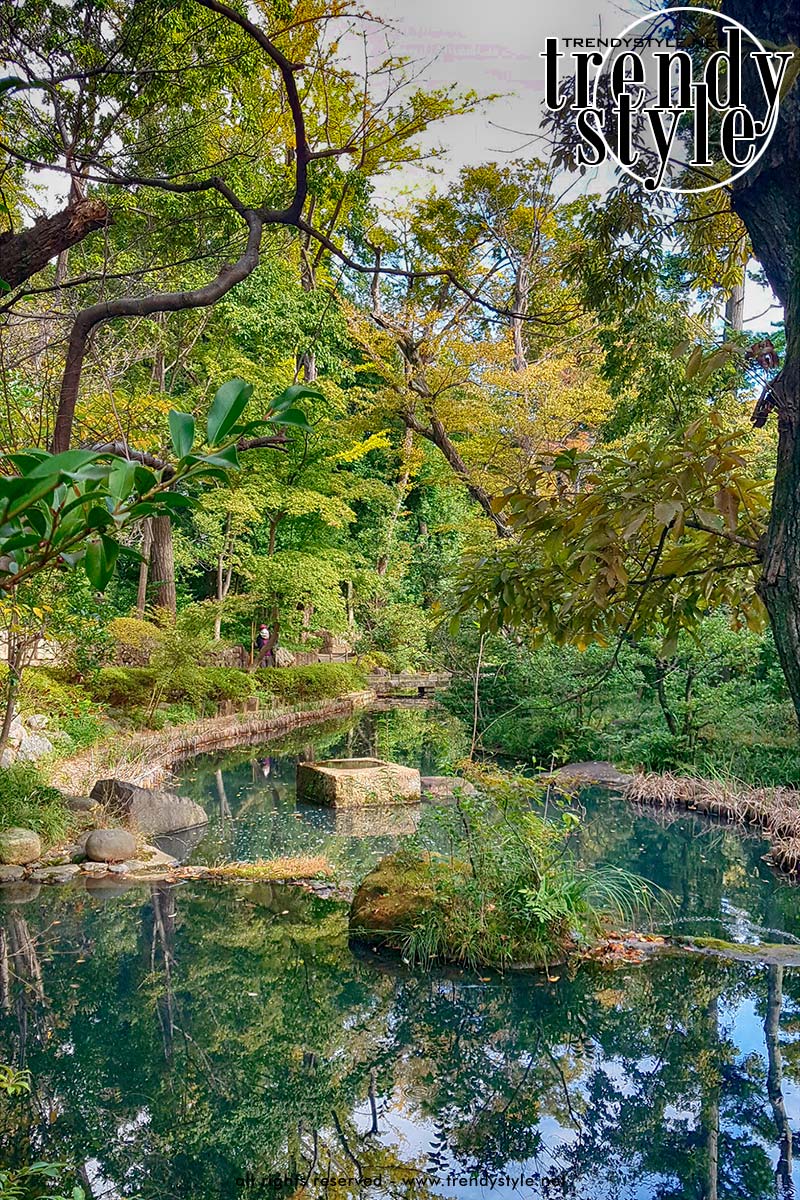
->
<box><xmin>2</xmin><ymin>706</ymin><xmax>800</xmax><ymax>1199</ymax></box>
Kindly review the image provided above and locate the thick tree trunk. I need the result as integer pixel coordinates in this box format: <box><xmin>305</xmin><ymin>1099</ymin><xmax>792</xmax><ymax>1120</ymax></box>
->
<box><xmin>0</xmin><ymin>198</ymin><xmax>109</xmax><ymax>292</ymax></box>
<box><xmin>725</xmin><ymin>0</ymin><xmax>800</xmax><ymax>722</ymax></box>
<box><xmin>149</xmin><ymin>515</ymin><xmax>177</xmax><ymax>615</ymax></box>
<box><xmin>136</xmin><ymin>520</ymin><xmax>153</xmax><ymax>617</ymax></box>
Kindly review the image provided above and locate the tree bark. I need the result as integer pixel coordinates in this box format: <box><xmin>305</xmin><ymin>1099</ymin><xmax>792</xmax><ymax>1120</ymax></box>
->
<box><xmin>725</xmin><ymin>0</ymin><xmax>800</xmax><ymax>722</ymax></box>
<box><xmin>0</xmin><ymin>198</ymin><xmax>110</xmax><ymax>292</ymax></box>
<box><xmin>136</xmin><ymin>520</ymin><xmax>153</xmax><ymax>617</ymax></box>
<box><xmin>149</xmin><ymin>515</ymin><xmax>177</xmax><ymax>615</ymax></box>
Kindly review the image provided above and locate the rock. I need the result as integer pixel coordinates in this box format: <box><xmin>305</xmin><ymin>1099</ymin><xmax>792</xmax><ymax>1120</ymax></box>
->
<box><xmin>65</xmin><ymin>795</ymin><xmax>96</xmax><ymax>813</ymax></box>
<box><xmin>0</xmin><ymin>827</ymin><xmax>42</xmax><ymax>865</ymax></box>
<box><xmin>544</xmin><ymin>761</ymin><xmax>634</xmax><ymax>790</ymax></box>
<box><xmin>7</xmin><ymin>715</ymin><xmax>24</xmax><ymax>745</ymax></box>
<box><xmin>85</xmin><ymin>828</ymin><xmax>137</xmax><ymax>863</ymax></box>
<box><xmin>107</xmin><ymin>863</ymin><xmax>129</xmax><ymax>875</ymax></box>
<box><xmin>81</xmin><ymin>861</ymin><xmax>110</xmax><ymax>875</ymax></box>
<box><xmin>0</xmin><ymin>881</ymin><xmax>41</xmax><ymax>904</ymax></box>
<box><xmin>273</xmin><ymin>646</ymin><xmax>295</xmax><ymax>667</ymax></box>
<box><xmin>126</xmin><ymin>846</ymin><xmax>178</xmax><ymax>872</ymax></box>
<box><xmin>29</xmin><ymin>865</ymin><xmax>81</xmax><ymax>884</ymax></box>
<box><xmin>16</xmin><ymin>731</ymin><xmax>54</xmax><ymax>761</ymax></box>
<box><xmin>421</xmin><ymin>775</ymin><xmax>477</xmax><ymax>798</ymax></box>
<box><xmin>90</xmin><ymin>779</ymin><xmax>208</xmax><ymax>835</ymax></box>
<box><xmin>349</xmin><ymin>851</ymin><xmax>443</xmax><ymax>949</ymax></box>
<box><xmin>297</xmin><ymin>758</ymin><xmax>421</xmax><ymax>809</ymax></box>
<box><xmin>0</xmin><ymin>865</ymin><xmax>24</xmax><ymax>882</ymax></box>
<box><xmin>26</xmin><ymin>714</ymin><xmax>48</xmax><ymax>730</ymax></box>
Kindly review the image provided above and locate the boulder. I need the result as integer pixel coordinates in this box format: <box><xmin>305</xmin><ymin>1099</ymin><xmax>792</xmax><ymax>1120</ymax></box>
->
<box><xmin>0</xmin><ymin>865</ymin><xmax>24</xmax><ymax>882</ymax></box>
<box><xmin>85</xmin><ymin>828</ymin><xmax>137</xmax><ymax>863</ymax></box>
<box><xmin>0</xmin><ymin>827</ymin><xmax>41</xmax><ymax>865</ymax></box>
<box><xmin>65</xmin><ymin>795</ymin><xmax>96</xmax><ymax>813</ymax></box>
<box><xmin>297</xmin><ymin>758</ymin><xmax>420</xmax><ymax>809</ymax></box>
<box><xmin>16</xmin><ymin>731</ymin><xmax>54</xmax><ymax>761</ymax></box>
<box><xmin>349</xmin><ymin>851</ymin><xmax>441</xmax><ymax>949</ymax></box>
<box><xmin>90</xmin><ymin>779</ymin><xmax>208</xmax><ymax>835</ymax></box>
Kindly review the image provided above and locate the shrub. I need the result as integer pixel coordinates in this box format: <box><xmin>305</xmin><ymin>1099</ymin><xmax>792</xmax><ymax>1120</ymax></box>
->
<box><xmin>199</xmin><ymin>667</ymin><xmax>257</xmax><ymax>703</ymax></box>
<box><xmin>0</xmin><ymin>763</ymin><xmax>72</xmax><ymax>843</ymax></box>
<box><xmin>256</xmin><ymin>663</ymin><xmax>366</xmax><ymax>704</ymax></box>
<box><xmin>88</xmin><ymin>667</ymin><xmax>156</xmax><ymax>708</ymax></box>
<box><xmin>400</xmin><ymin>766</ymin><xmax>655</xmax><ymax>970</ymax></box>
<box><xmin>108</xmin><ymin>616</ymin><xmax>161</xmax><ymax>665</ymax></box>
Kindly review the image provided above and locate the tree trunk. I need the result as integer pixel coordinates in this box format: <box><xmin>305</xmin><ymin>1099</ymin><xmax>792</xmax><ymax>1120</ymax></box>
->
<box><xmin>0</xmin><ymin>198</ymin><xmax>110</xmax><ymax>292</ymax></box>
<box><xmin>136</xmin><ymin>520</ymin><xmax>153</xmax><ymax>617</ymax></box>
<box><xmin>725</xmin><ymin>0</ymin><xmax>800</xmax><ymax>722</ymax></box>
<box><xmin>724</xmin><ymin>279</ymin><xmax>745</xmax><ymax>332</ymax></box>
<box><xmin>149</xmin><ymin>515</ymin><xmax>177</xmax><ymax>615</ymax></box>
<box><xmin>765</xmin><ymin>964</ymin><xmax>794</xmax><ymax>1196</ymax></box>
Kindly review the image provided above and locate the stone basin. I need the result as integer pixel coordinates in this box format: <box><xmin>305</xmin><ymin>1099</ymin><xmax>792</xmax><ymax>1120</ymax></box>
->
<box><xmin>296</xmin><ymin>757</ymin><xmax>421</xmax><ymax>808</ymax></box>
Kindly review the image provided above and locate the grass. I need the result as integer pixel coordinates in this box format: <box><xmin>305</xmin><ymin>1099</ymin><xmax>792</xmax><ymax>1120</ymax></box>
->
<box><xmin>199</xmin><ymin>855</ymin><xmax>334</xmax><ymax>881</ymax></box>
<box><xmin>624</xmin><ymin>770</ymin><xmax>800</xmax><ymax>874</ymax></box>
<box><xmin>354</xmin><ymin>765</ymin><xmax>657</xmax><ymax>971</ymax></box>
<box><xmin>0</xmin><ymin>762</ymin><xmax>73</xmax><ymax>843</ymax></box>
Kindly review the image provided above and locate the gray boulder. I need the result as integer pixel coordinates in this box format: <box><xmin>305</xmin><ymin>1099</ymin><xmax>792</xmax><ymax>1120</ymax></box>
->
<box><xmin>29</xmin><ymin>865</ymin><xmax>81</xmax><ymax>884</ymax></box>
<box><xmin>65</xmin><ymin>795</ymin><xmax>96</xmax><ymax>813</ymax></box>
<box><xmin>0</xmin><ymin>827</ymin><xmax>41</xmax><ymax>865</ymax></box>
<box><xmin>0</xmin><ymin>865</ymin><xmax>24</xmax><ymax>882</ymax></box>
<box><xmin>85</xmin><ymin>828</ymin><xmax>137</xmax><ymax>863</ymax></box>
<box><xmin>16</xmin><ymin>731</ymin><xmax>54</xmax><ymax>761</ymax></box>
<box><xmin>90</xmin><ymin>779</ymin><xmax>207</xmax><ymax>835</ymax></box>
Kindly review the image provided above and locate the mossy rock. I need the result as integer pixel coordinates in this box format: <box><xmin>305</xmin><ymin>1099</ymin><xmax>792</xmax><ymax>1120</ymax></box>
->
<box><xmin>349</xmin><ymin>851</ymin><xmax>450</xmax><ymax>949</ymax></box>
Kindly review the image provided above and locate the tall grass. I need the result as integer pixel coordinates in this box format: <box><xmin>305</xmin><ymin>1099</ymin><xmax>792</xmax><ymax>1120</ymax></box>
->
<box><xmin>403</xmin><ymin>766</ymin><xmax>658</xmax><ymax>970</ymax></box>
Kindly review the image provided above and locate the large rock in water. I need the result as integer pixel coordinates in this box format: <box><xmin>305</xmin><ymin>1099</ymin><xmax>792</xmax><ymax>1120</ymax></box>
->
<box><xmin>297</xmin><ymin>758</ymin><xmax>421</xmax><ymax>808</ymax></box>
<box><xmin>349</xmin><ymin>851</ymin><xmax>442</xmax><ymax>949</ymax></box>
<box><xmin>0</xmin><ymin>827</ymin><xmax>41</xmax><ymax>865</ymax></box>
<box><xmin>90</xmin><ymin>779</ymin><xmax>207</xmax><ymax>835</ymax></box>
<box><xmin>85</xmin><ymin>828</ymin><xmax>137</xmax><ymax>863</ymax></box>
<box><xmin>544</xmin><ymin>761</ymin><xmax>633</xmax><ymax>790</ymax></box>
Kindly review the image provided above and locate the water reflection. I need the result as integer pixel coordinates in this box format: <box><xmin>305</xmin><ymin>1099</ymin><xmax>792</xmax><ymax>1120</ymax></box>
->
<box><xmin>1</xmin><ymin>882</ymin><xmax>800</xmax><ymax>1199</ymax></box>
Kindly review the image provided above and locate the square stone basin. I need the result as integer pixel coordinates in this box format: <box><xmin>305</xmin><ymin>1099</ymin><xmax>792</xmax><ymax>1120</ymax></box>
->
<box><xmin>296</xmin><ymin>757</ymin><xmax>421</xmax><ymax>808</ymax></box>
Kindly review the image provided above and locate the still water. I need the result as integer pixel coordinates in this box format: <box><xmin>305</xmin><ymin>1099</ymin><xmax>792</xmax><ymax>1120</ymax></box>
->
<box><xmin>2</xmin><ymin>707</ymin><xmax>800</xmax><ymax>1199</ymax></box>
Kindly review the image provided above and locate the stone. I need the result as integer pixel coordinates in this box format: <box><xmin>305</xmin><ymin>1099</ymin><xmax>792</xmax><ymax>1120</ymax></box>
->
<box><xmin>0</xmin><ymin>865</ymin><xmax>24</xmax><ymax>882</ymax></box>
<box><xmin>81</xmin><ymin>861</ymin><xmax>110</xmax><ymax>875</ymax></box>
<box><xmin>421</xmin><ymin>775</ymin><xmax>477</xmax><ymax>798</ymax></box>
<box><xmin>349</xmin><ymin>851</ymin><xmax>441</xmax><ymax>949</ymax></box>
<box><xmin>273</xmin><ymin>646</ymin><xmax>295</xmax><ymax>667</ymax></box>
<box><xmin>16</xmin><ymin>731</ymin><xmax>54</xmax><ymax>761</ymax></box>
<box><xmin>29</xmin><ymin>865</ymin><xmax>81</xmax><ymax>884</ymax></box>
<box><xmin>7</xmin><ymin>715</ymin><xmax>24</xmax><ymax>745</ymax></box>
<box><xmin>65</xmin><ymin>795</ymin><xmax>97</xmax><ymax>813</ymax></box>
<box><xmin>85</xmin><ymin>828</ymin><xmax>137</xmax><ymax>863</ymax></box>
<box><xmin>0</xmin><ymin>881</ymin><xmax>41</xmax><ymax>904</ymax></box>
<box><xmin>90</xmin><ymin>779</ymin><xmax>208</xmax><ymax>835</ymax></box>
<box><xmin>544</xmin><ymin>761</ymin><xmax>634</xmax><ymax>790</ymax></box>
<box><xmin>297</xmin><ymin>758</ymin><xmax>421</xmax><ymax>809</ymax></box>
<box><xmin>26</xmin><ymin>714</ymin><xmax>48</xmax><ymax>730</ymax></box>
<box><xmin>107</xmin><ymin>863</ymin><xmax>129</xmax><ymax>875</ymax></box>
<box><xmin>126</xmin><ymin>846</ymin><xmax>178</xmax><ymax>872</ymax></box>
<box><xmin>0</xmin><ymin>827</ymin><xmax>42</xmax><ymax>865</ymax></box>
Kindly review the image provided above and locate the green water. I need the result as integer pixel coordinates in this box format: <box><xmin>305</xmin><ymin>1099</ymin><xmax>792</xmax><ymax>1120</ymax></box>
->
<box><xmin>2</xmin><ymin>707</ymin><xmax>800</xmax><ymax>1198</ymax></box>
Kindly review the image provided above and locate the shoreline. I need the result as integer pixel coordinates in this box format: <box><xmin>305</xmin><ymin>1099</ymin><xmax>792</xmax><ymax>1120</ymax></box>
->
<box><xmin>49</xmin><ymin>689</ymin><xmax>376</xmax><ymax>794</ymax></box>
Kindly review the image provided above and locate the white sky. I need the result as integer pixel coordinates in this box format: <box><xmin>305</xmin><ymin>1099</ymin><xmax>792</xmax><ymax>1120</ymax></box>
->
<box><xmin>366</xmin><ymin>0</ymin><xmax>781</xmax><ymax>330</ymax></box>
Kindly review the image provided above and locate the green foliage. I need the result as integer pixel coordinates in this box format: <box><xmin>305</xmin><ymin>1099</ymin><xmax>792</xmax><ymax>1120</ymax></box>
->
<box><xmin>403</xmin><ymin>767</ymin><xmax>655</xmax><ymax>969</ymax></box>
<box><xmin>0</xmin><ymin>763</ymin><xmax>71</xmax><ymax>841</ymax></box>
<box><xmin>256</xmin><ymin>663</ymin><xmax>366</xmax><ymax>704</ymax></box>
<box><xmin>356</xmin><ymin>602</ymin><xmax>432</xmax><ymax>671</ymax></box>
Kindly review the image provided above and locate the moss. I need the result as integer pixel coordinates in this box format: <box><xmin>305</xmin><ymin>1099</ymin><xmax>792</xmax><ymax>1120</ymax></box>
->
<box><xmin>200</xmin><ymin>855</ymin><xmax>334</xmax><ymax>881</ymax></box>
<box><xmin>349</xmin><ymin>851</ymin><xmax>455</xmax><ymax>949</ymax></box>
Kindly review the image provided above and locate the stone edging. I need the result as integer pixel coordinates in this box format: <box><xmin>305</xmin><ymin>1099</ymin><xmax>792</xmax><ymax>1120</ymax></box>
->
<box><xmin>50</xmin><ymin>690</ymin><xmax>376</xmax><ymax>793</ymax></box>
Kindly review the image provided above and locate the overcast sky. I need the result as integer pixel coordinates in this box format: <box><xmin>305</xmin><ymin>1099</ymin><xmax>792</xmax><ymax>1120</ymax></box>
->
<box><xmin>363</xmin><ymin>0</ymin><xmax>780</xmax><ymax>329</ymax></box>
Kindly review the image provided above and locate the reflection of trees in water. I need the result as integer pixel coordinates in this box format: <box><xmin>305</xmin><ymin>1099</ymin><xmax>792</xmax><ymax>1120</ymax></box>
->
<box><xmin>0</xmin><ymin>889</ymin><xmax>799</xmax><ymax>1198</ymax></box>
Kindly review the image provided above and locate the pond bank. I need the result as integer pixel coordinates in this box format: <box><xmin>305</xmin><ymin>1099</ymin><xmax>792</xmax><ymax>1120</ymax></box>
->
<box><xmin>49</xmin><ymin>689</ymin><xmax>375</xmax><ymax>794</ymax></box>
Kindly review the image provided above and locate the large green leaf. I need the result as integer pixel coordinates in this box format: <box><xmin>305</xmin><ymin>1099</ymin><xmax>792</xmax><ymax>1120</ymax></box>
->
<box><xmin>206</xmin><ymin>379</ymin><xmax>253</xmax><ymax>446</ymax></box>
<box><xmin>169</xmin><ymin>410</ymin><xmax>195</xmax><ymax>459</ymax></box>
<box><xmin>270</xmin><ymin>383</ymin><xmax>324</xmax><ymax>415</ymax></box>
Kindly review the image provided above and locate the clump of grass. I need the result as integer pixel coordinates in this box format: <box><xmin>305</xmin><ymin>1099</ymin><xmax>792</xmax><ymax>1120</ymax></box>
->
<box><xmin>0</xmin><ymin>762</ymin><xmax>72</xmax><ymax>843</ymax></box>
<box><xmin>400</xmin><ymin>766</ymin><xmax>657</xmax><ymax>971</ymax></box>
<box><xmin>202</xmin><ymin>855</ymin><xmax>334</xmax><ymax>881</ymax></box>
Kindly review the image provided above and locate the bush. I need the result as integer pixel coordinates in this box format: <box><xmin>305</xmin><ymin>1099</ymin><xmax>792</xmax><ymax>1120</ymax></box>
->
<box><xmin>399</xmin><ymin>767</ymin><xmax>654</xmax><ymax>969</ymax></box>
<box><xmin>88</xmin><ymin>667</ymin><xmax>156</xmax><ymax>708</ymax></box>
<box><xmin>200</xmin><ymin>667</ymin><xmax>257</xmax><ymax>703</ymax></box>
<box><xmin>257</xmin><ymin>663</ymin><xmax>366</xmax><ymax>704</ymax></box>
<box><xmin>0</xmin><ymin>763</ymin><xmax>72</xmax><ymax>842</ymax></box>
<box><xmin>108</xmin><ymin>616</ymin><xmax>161</xmax><ymax>665</ymax></box>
